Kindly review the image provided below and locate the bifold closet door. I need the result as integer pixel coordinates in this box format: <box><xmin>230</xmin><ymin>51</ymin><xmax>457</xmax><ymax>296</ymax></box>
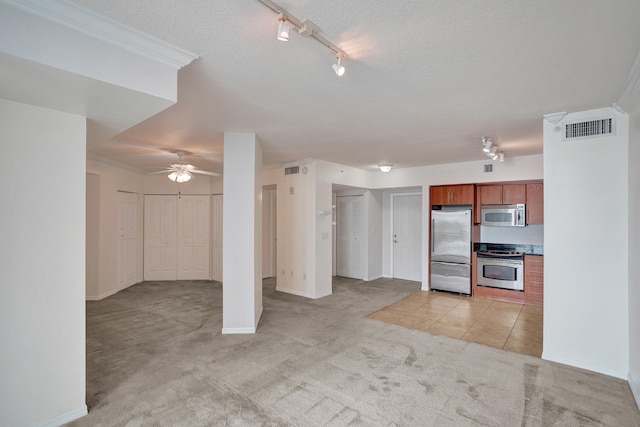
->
<box><xmin>177</xmin><ymin>195</ymin><xmax>210</xmax><ymax>280</ymax></box>
<box><xmin>144</xmin><ymin>195</ymin><xmax>177</xmax><ymax>280</ymax></box>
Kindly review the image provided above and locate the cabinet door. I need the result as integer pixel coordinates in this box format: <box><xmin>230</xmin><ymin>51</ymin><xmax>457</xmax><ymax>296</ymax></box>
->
<box><xmin>526</xmin><ymin>183</ymin><xmax>544</xmax><ymax>224</ymax></box>
<box><xmin>430</xmin><ymin>186</ymin><xmax>447</xmax><ymax>205</ymax></box>
<box><xmin>479</xmin><ymin>185</ymin><xmax>503</xmax><ymax>205</ymax></box>
<box><xmin>502</xmin><ymin>184</ymin><xmax>526</xmax><ymax>204</ymax></box>
<box><xmin>451</xmin><ymin>184</ymin><xmax>474</xmax><ymax>205</ymax></box>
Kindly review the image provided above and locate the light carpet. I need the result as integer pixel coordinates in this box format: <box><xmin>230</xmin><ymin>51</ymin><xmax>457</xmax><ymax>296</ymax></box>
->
<box><xmin>67</xmin><ymin>277</ymin><xmax>640</xmax><ymax>426</ymax></box>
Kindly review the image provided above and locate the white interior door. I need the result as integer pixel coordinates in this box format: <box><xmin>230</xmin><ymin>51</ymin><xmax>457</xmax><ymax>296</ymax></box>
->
<box><xmin>262</xmin><ymin>190</ymin><xmax>277</xmax><ymax>278</ymax></box>
<box><xmin>336</xmin><ymin>195</ymin><xmax>364</xmax><ymax>279</ymax></box>
<box><xmin>144</xmin><ymin>195</ymin><xmax>177</xmax><ymax>280</ymax></box>
<box><xmin>117</xmin><ymin>192</ymin><xmax>138</xmax><ymax>289</ymax></box>
<box><xmin>211</xmin><ymin>195</ymin><xmax>223</xmax><ymax>282</ymax></box>
<box><xmin>176</xmin><ymin>196</ymin><xmax>209</xmax><ymax>280</ymax></box>
<box><xmin>392</xmin><ymin>193</ymin><xmax>422</xmax><ymax>282</ymax></box>
<box><xmin>177</xmin><ymin>195</ymin><xmax>210</xmax><ymax>280</ymax></box>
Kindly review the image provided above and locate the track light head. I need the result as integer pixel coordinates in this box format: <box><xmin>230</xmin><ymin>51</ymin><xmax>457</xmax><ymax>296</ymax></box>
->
<box><xmin>277</xmin><ymin>14</ymin><xmax>290</xmax><ymax>41</ymax></box>
<box><xmin>481</xmin><ymin>137</ymin><xmax>493</xmax><ymax>153</ymax></box>
<box><xmin>332</xmin><ymin>54</ymin><xmax>346</xmax><ymax>76</ymax></box>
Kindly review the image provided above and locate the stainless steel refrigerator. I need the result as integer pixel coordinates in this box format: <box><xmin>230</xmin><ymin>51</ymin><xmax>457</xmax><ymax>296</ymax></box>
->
<box><xmin>430</xmin><ymin>207</ymin><xmax>472</xmax><ymax>295</ymax></box>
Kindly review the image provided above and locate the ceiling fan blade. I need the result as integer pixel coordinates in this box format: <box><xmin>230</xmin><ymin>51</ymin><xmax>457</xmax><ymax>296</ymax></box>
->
<box><xmin>192</xmin><ymin>169</ymin><xmax>221</xmax><ymax>177</ymax></box>
<box><xmin>146</xmin><ymin>170</ymin><xmax>172</xmax><ymax>175</ymax></box>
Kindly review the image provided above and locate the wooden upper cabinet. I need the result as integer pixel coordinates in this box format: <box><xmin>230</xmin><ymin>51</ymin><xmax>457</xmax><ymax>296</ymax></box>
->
<box><xmin>430</xmin><ymin>184</ymin><xmax>474</xmax><ymax>205</ymax></box>
<box><xmin>479</xmin><ymin>184</ymin><xmax>525</xmax><ymax>205</ymax></box>
<box><xmin>479</xmin><ymin>185</ymin><xmax>503</xmax><ymax>205</ymax></box>
<box><xmin>502</xmin><ymin>184</ymin><xmax>526</xmax><ymax>204</ymax></box>
<box><xmin>526</xmin><ymin>183</ymin><xmax>544</xmax><ymax>224</ymax></box>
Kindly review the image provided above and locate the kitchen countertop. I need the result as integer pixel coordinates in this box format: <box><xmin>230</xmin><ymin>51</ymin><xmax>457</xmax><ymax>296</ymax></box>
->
<box><xmin>473</xmin><ymin>242</ymin><xmax>544</xmax><ymax>256</ymax></box>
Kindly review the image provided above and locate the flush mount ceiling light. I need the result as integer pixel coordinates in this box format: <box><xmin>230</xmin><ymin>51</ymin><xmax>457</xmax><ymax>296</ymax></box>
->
<box><xmin>481</xmin><ymin>137</ymin><xmax>504</xmax><ymax>162</ymax></box>
<box><xmin>378</xmin><ymin>164</ymin><xmax>393</xmax><ymax>173</ymax></box>
<box><xmin>258</xmin><ymin>0</ymin><xmax>348</xmax><ymax>76</ymax></box>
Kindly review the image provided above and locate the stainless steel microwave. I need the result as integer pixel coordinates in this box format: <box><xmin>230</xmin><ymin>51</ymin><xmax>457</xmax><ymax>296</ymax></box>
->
<box><xmin>481</xmin><ymin>204</ymin><xmax>526</xmax><ymax>227</ymax></box>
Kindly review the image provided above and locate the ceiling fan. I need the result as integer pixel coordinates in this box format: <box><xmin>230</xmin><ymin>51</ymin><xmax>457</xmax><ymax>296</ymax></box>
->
<box><xmin>149</xmin><ymin>150</ymin><xmax>220</xmax><ymax>182</ymax></box>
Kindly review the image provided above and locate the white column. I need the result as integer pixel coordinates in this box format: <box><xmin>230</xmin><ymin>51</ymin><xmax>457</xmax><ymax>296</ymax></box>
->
<box><xmin>222</xmin><ymin>132</ymin><xmax>263</xmax><ymax>334</ymax></box>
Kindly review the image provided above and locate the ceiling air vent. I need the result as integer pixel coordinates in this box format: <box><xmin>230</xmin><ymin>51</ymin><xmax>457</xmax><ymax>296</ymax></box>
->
<box><xmin>563</xmin><ymin>117</ymin><xmax>615</xmax><ymax>141</ymax></box>
<box><xmin>284</xmin><ymin>166</ymin><xmax>299</xmax><ymax>175</ymax></box>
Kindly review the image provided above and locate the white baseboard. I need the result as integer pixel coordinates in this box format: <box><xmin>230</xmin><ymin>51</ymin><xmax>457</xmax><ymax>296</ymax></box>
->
<box><xmin>86</xmin><ymin>281</ymin><xmax>140</xmax><ymax>301</ymax></box>
<box><xmin>276</xmin><ymin>285</ymin><xmax>332</xmax><ymax>299</ymax></box>
<box><xmin>276</xmin><ymin>285</ymin><xmax>315</xmax><ymax>299</ymax></box>
<box><xmin>221</xmin><ymin>326</ymin><xmax>256</xmax><ymax>334</ymax></box>
<box><xmin>629</xmin><ymin>372</ymin><xmax>640</xmax><ymax>410</ymax></box>
<box><xmin>32</xmin><ymin>405</ymin><xmax>87</xmax><ymax>427</ymax></box>
<box><xmin>85</xmin><ymin>287</ymin><xmax>119</xmax><ymax>301</ymax></box>
<box><xmin>541</xmin><ymin>352</ymin><xmax>627</xmax><ymax>380</ymax></box>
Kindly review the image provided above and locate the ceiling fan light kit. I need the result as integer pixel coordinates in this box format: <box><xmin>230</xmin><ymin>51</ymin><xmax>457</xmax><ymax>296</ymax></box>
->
<box><xmin>149</xmin><ymin>150</ymin><xmax>220</xmax><ymax>182</ymax></box>
<box><xmin>168</xmin><ymin>170</ymin><xmax>192</xmax><ymax>183</ymax></box>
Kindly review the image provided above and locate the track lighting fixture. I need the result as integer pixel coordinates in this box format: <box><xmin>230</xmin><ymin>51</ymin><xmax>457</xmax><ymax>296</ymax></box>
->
<box><xmin>258</xmin><ymin>0</ymin><xmax>348</xmax><ymax>76</ymax></box>
<box><xmin>277</xmin><ymin>13</ymin><xmax>290</xmax><ymax>41</ymax></box>
<box><xmin>332</xmin><ymin>54</ymin><xmax>346</xmax><ymax>76</ymax></box>
<box><xmin>481</xmin><ymin>137</ymin><xmax>504</xmax><ymax>162</ymax></box>
<box><xmin>378</xmin><ymin>164</ymin><xmax>393</xmax><ymax>173</ymax></box>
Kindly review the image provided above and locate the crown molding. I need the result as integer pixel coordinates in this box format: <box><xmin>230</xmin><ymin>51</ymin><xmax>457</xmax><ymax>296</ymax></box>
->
<box><xmin>2</xmin><ymin>0</ymin><xmax>198</xmax><ymax>69</ymax></box>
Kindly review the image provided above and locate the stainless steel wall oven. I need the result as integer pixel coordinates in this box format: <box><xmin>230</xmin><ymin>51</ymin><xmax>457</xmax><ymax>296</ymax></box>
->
<box><xmin>476</xmin><ymin>250</ymin><xmax>524</xmax><ymax>291</ymax></box>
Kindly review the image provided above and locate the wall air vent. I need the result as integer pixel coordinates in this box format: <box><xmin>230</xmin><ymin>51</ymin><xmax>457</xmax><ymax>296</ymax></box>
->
<box><xmin>284</xmin><ymin>166</ymin><xmax>299</xmax><ymax>175</ymax></box>
<box><xmin>563</xmin><ymin>117</ymin><xmax>615</xmax><ymax>141</ymax></box>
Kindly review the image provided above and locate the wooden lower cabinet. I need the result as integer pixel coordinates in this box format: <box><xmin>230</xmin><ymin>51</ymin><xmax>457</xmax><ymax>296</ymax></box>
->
<box><xmin>471</xmin><ymin>253</ymin><xmax>543</xmax><ymax>306</ymax></box>
<box><xmin>524</xmin><ymin>255</ymin><xmax>544</xmax><ymax>306</ymax></box>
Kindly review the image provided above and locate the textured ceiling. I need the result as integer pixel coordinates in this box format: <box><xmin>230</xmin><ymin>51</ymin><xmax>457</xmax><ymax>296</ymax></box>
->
<box><xmin>75</xmin><ymin>0</ymin><xmax>640</xmax><ymax>174</ymax></box>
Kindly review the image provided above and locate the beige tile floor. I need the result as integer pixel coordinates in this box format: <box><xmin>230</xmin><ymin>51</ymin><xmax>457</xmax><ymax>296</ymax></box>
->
<box><xmin>368</xmin><ymin>291</ymin><xmax>543</xmax><ymax>357</ymax></box>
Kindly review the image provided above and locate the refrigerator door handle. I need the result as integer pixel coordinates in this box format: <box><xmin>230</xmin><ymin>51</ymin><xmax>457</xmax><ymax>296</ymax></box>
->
<box><xmin>431</xmin><ymin>218</ymin><xmax>436</xmax><ymax>255</ymax></box>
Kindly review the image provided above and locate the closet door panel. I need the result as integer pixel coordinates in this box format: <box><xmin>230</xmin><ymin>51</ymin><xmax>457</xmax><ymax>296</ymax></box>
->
<box><xmin>177</xmin><ymin>195</ymin><xmax>210</xmax><ymax>280</ymax></box>
<box><xmin>144</xmin><ymin>195</ymin><xmax>177</xmax><ymax>280</ymax></box>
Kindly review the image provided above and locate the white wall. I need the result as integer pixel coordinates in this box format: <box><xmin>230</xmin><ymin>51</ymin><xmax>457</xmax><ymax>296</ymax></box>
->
<box><xmin>628</xmin><ymin>104</ymin><xmax>640</xmax><ymax>403</ymax></box>
<box><xmin>276</xmin><ymin>161</ymin><xmax>321</xmax><ymax>297</ymax></box>
<box><xmin>0</xmin><ymin>99</ymin><xmax>87</xmax><ymax>426</ymax></box>
<box><xmin>543</xmin><ymin>107</ymin><xmax>629</xmax><ymax>378</ymax></box>
<box><xmin>86</xmin><ymin>159</ymin><xmax>144</xmax><ymax>300</ymax></box>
